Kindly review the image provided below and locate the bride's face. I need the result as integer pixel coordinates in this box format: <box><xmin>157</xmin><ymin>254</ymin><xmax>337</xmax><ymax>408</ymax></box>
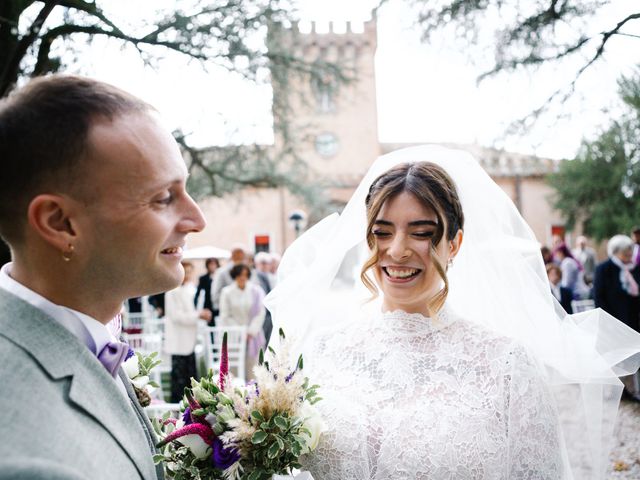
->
<box><xmin>373</xmin><ymin>191</ymin><xmax>460</xmax><ymax>316</ymax></box>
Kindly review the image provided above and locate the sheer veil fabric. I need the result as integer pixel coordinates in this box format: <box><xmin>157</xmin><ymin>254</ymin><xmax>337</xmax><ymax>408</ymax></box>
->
<box><xmin>265</xmin><ymin>145</ymin><xmax>640</xmax><ymax>479</ymax></box>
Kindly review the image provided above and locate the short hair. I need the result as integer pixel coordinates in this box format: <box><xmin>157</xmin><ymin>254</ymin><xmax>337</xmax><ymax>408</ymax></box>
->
<box><xmin>632</xmin><ymin>226</ymin><xmax>640</xmax><ymax>235</ymax></box>
<box><xmin>230</xmin><ymin>263</ymin><xmax>251</xmax><ymax>280</ymax></box>
<box><xmin>0</xmin><ymin>74</ymin><xmax>153</xmax><ymax>245</ymax></box>
<box><xmin>205</xmin><ymin>258</ymin><xmax>220</xmax><ymax>269</ymax></box>
<box><xmin>546</xmin><ymin>263</ymin><xmax>561</xmax><ymax>277</ymax></box>
<box><xmin>607</xmin><ymin>235</ymin><xmax>634</xmax><ymax>257</ymax></box>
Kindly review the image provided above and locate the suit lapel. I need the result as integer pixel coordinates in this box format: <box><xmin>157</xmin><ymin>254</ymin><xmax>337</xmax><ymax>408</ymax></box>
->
<box><xmin>0</xmin><ymin>289</ymin><xmax>156</xmax><ymax>480</ymax></box>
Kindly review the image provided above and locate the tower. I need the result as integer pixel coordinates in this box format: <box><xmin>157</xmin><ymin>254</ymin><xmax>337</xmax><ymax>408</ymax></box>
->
<box><xmin>272</xmin><ymin>15</ymin><xmax>381</xmax><ymax>187</ymax></box>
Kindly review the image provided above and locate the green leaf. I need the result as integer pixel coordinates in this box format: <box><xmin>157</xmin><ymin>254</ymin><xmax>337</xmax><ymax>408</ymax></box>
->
<box><xmin>251</xmin><ymin>410</ymin><xmax>265</xmax><ymax>422</ymax></box>
<box><xmin>274</xmin><ymin>415</ymin><xmax>288</xmax><ymax>430</ymax></box>
<box><xmin>267</xmin><ymin>440</ymin><xmax>281</xmax><ymax>459</ymax></box>
<box><xmin>152</xmin><ymin>454</ymin><xmax>165</xmax><ymax>464</ymax></box>
<box><xmin>251</xmin><ymin>430</ymin><xmax>268</xmax><ymax>444</ymax></box>
<box><xmin>275</xmin><ymin>435</ymin><xmax>285</xmax><ymax>450</ymax></box>
<box><xmin>248</xmin><ymin>472</ymin><xmax>262</xmax><ymax>480</ymax></box>
<box><xmin>279</xmin><ymin>328</ymin><xmax>285</xmax><ymax>339</ymax></box>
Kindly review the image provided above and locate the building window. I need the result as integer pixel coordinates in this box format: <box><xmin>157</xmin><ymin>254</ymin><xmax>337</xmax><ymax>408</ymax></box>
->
<box><xmin>311</xmin><ymin>73</ymin><xmax>337</xmax><ymax>113</ymax></box>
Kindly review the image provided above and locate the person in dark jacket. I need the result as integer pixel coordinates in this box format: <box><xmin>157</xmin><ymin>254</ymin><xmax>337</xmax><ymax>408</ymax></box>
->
<box><xmin>594</xmin><ymin>235</ymin><xmax>640</xmax><ymax>332</ymax></box>
<box><xmin>194</xmin><ymin>257</ymin><xmax>220</xmax><ymax>325</ymax></box>
<box><xmin>594</xmin><ymin>234</ymin><xmax>640</xmax><ymax>401</ymax></box>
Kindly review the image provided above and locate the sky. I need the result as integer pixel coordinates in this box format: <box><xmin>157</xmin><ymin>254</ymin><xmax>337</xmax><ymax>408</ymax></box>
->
<box><xmin>43</xmin><ymin>0</ymin><xmax>640</xmax><ymax>160</ymax></box>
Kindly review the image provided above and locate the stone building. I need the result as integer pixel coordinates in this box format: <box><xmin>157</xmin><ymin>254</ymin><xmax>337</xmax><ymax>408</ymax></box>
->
<box><xmin>188</xmin><ymin>16</ymin><xmax>565</xmax><ymax>255</ymax></box>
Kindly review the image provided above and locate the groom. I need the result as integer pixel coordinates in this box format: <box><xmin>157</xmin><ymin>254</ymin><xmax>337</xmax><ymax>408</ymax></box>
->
<box><xmin>0</xmin><ymin>75</ymin><xmax>206</xmax><ymax>479</ymax></box>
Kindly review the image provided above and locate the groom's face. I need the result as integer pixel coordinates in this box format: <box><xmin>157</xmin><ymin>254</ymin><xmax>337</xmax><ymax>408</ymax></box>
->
<box><xmin>70</xmin><ymin>111</ymin><xmax>206</xmax><ymax>298</ymax></box>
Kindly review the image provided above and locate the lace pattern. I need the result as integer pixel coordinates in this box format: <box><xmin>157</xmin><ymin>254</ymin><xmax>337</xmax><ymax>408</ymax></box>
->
<box><xmin>303</xmin><ymin>306</ymin><xmax>564</xmax><ymax>479</ymax></box>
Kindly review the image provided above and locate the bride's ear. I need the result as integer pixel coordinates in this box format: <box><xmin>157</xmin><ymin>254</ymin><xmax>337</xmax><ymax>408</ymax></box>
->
<box><xmin>449</xmin><ymin>229</ymin><xmax>463</xmax><ymax>260</ymax></box>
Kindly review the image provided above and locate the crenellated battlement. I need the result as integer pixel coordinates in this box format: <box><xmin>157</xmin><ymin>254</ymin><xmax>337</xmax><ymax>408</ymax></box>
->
<box><xmin>272</xmin><ymin>14</ymin><xmax>377</xmax><ymax>60</ymax></box>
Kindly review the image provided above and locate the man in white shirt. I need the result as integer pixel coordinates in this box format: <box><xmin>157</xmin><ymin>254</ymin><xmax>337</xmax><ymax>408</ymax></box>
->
<box><xmin>0</xmin><ymin>75</ymin><xmax>205</xmax><ymax>479</ymax></box>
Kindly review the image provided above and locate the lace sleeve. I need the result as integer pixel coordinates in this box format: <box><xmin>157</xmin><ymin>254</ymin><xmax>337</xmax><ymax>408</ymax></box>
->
<box><xmin>504</xmin><ymin>345</ymin><xmax>564</xmax><ymax>479</ymax></box>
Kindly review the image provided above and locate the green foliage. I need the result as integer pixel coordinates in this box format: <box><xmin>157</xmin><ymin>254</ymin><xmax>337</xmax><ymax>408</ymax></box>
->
<box><xmin>402</xmin><ymin>0</ymin><xmax>639</xmax><ymax>127</ymax></box>
<box><xmin>242</xmin><ymin>411</ymin><xmax>309</xmax><ymax>478</ymax></box>
<box><xmin>0</xmin><ymin>0</ymin><xmax>343</xmax><ymax>212</ymax></box>
<box><xmin>547</xmin><ymin>69</ymin><xmax>640</xmax><ymax>241</ymax></box>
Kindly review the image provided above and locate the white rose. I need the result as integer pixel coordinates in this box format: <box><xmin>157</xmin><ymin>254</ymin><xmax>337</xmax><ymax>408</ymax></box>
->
<box><xmin>177</xmin><ymin>434</ymin><xmax>212</xmax><ymax>459</ymax></box>
<box><xmin>122</xmin><ymin>354</ymin><xmax>140</xmax><ymax>379</ymax></box>
<box><xmin>299</xmin><ymin>402</ymin><xmax>326</xmax><ymax>453</ymax></box>
<box><xmin>131</xmin><ymin>375</ymin><xmax>149</xmax><ymax>389</ymax></box>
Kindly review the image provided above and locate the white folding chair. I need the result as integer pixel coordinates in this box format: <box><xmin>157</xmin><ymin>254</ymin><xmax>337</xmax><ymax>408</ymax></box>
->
<box><xmin>123</xmin><ymin>332</ymin><xmax>163</xmax><ymax>355</ymax></box>
<box><xmin>571</xmin><ymin>299</ymin><xmax>595</xmax><ymax>313</ymax></box>
<box><xmin>203</xmin><ymin>326</ymin><xmax>247</xmax><ymax>384</ymax></box>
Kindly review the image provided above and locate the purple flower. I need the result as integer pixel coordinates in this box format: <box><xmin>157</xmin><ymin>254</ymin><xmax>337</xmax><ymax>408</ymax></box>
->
<box><xmin>182</xmin><ymin>407</ymin><xmax>193</xmax><ymax>425</ymax></box>
<box><xmin>125</xmin><ymin>347</ymin><xmax>135</xmax><ymax>361</ymax></box>
<box><xmin>211</xmin><ymin>437</ymin><xmax>240</xmax><ymax>470</ymax></box>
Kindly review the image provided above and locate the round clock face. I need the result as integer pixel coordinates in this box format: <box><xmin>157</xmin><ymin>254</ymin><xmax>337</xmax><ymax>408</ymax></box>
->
<box><xmin>315</xmin><ymin>132</ymin><xmax>339</xmax><ymax>157</ymax></box>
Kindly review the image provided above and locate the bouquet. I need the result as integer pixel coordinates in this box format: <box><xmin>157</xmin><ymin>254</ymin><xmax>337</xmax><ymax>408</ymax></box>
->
<box><xmin>153</xmin><ymin>330</ymin><xmax>323</xmax><ymax>480</ymax></box>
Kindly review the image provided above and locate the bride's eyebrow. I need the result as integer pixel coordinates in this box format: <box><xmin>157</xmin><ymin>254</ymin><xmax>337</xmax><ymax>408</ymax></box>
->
<box><xmin>374</xmin><ymin>219</ymin><xmax>392</xmax><ymax>225</ymax></box>
<box><xmin>408</xmin><ymin>220</ymin><xmax>438</xmax><ymax>227</ymax></box>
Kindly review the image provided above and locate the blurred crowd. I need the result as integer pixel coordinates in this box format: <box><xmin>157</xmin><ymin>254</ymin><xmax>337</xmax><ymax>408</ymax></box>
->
<box><xmin>542</xmin><ymin>227</ymin><xmax>640</xmax><ymax>401</ymax></box>
<box><xmin>126</xmin><ymin>246</ymin><xmax>280</xmax><ymax>402</ymax></box>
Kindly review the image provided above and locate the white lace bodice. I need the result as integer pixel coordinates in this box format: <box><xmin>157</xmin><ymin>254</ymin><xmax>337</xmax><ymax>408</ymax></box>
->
<box><xmin>303</xmin><ymin>306</ymin><xmax>563</xmax><ymax>479</ymax></box>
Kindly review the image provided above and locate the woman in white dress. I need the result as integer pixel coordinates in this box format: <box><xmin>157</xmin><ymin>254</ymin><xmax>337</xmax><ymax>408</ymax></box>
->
<box><xmin>219</xmin><ymin>263</ymin><xmax>266</xmax><ymax>379</ymax></box>
<box><xmin>266</xmin><ymin>146</ymin><xmax>640</xmax><ymax>480</ymax></box>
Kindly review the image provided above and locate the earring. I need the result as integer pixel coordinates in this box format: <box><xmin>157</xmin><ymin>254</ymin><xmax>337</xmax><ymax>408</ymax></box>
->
<box><xmin>62</xmin><ymin>244</ymin><xmax>75</xmax><ymax>262</ymax></box>
<box><xmin>447</xmin><ymin>257</ymin><xmax>453</xmax><ymax>268</ymax></box>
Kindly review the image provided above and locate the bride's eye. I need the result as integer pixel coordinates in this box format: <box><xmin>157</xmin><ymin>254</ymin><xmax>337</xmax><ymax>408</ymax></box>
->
<box><xmin>413</xmin><ymin>231</ymin><xmax>434</xmax><ymax>238</ymax></box>
<box><xmin>372</xmin><ymin>230</ymin><xmax>391</xmax><ymax>238</ymax></box>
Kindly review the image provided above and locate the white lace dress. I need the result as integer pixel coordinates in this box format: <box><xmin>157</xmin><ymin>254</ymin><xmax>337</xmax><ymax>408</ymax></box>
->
<box><xmin>303</xmin><ymin>306</ymin><xmax>564</xmax><ymax>479</ymax></box>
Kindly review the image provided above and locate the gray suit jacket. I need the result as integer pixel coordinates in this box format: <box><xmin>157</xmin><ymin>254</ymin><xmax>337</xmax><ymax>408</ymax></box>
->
<box><xmin>0</xmin><ymin>288</ymin><xmax>163</xmax><ymax>479</ymax></box>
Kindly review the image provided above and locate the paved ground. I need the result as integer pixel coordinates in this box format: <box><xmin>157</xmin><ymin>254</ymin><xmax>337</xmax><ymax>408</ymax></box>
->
<box><xmin>608</xmin><ymin>398</ymin><xmax>640</xmax><ymax>479</ymax></box>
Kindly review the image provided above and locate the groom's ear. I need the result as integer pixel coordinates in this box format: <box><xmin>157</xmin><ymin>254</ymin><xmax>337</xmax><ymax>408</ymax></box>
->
<box><xmin>27</xmin><ymin>194</ymin><xmax>78</xmax><ymax>251</ymax></box>
<box><xmin>449</xmin><ymin>229</ymin><xmax>463</xmax><ymax>259</ymax></box>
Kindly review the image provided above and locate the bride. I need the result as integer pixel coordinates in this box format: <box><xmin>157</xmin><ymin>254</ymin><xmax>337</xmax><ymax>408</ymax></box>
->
<box><xmin>265</xmin><ymin>146</ymin><xmax>640</xmax><ymax>479</ymax></box>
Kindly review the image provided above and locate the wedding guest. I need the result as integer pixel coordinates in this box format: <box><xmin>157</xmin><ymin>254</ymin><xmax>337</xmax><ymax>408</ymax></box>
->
<box><xmin>540</xmin><ymin>246</ymin><xmax>553</xmax><ymax>265</ymax></box>
<box><xmin>0</xmin><ymin>75</ymin><xmax>205</xmax><ymax>478</ymax></box>
<box><xmin>573</xmin><ymin>235</ymin><xmax>597</xmax><ymax>284</ymax></box>
<box><xmin>546</xmin><ymin>264</ymin><xmax>573</xmax><ymax>313</ymax></box>
<box><xmin>148</xmin><ymin>292</ymin><xmax>166</xmax><ymax>318</ymax></box>
<box><xmin>594</xmin><ymin>234</ymin><xmax>640</xmax><ymax>400</ymax></box>
<box><xmin>553</xmin><ymin>242</ymin><xmax>590</xmax><ymax>299</ymax></box>
<box><xmin>632</xmin><ymin>226</ymin><xmax>640</xmax><ymax>266</ymax></box>
<box><xmin>164</xmin><ymin>261</ymin><xmax>212</xmax><ymax>403</ymax></box>
<box><xmin>594</xmin><ymin>235</ymin><xmax>640</xmax><ymax>332</ymax></box>
<box><xmin>254</xmin><ymin>251</ymin><xmax>274</xmax><ymax>343</ymax></box>
<box><xmin>195</xmin><ymin>257</ymin><xmax>219</xmax><ymax>324</ymax></box>
<box><xmin>219</xmin><ymin>264</ymin><xmax>265</xmax><ymax>379</ymax></box>
<box><xmin>269</xmin><ymin>252</ymin><xmax>281</xmax><ymax>276</ymax></box>
<box><xmin>211</xmin><ymin>245</ymin><xmax>246</xmax><ymax>315</ymax></box>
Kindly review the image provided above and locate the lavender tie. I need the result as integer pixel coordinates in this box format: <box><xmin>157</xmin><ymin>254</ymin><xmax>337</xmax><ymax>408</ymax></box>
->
<box><xmin>97</xmin><ymin>341</ymin><xmax>130</xmax><ymax>377</ymax></box>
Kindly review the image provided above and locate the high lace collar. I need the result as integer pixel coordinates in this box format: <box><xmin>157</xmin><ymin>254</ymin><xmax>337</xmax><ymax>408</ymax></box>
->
<box><xmin>376</xmin><ymin>303</ymin><xmax>457</xmax><ymax>336</ymax></box>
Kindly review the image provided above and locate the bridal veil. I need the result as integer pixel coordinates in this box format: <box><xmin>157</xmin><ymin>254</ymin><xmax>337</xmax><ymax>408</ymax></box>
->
<box><xmin>265</xmin><ymin>145</ymin><xmax>640</xmax><ymax>479</ymax></box>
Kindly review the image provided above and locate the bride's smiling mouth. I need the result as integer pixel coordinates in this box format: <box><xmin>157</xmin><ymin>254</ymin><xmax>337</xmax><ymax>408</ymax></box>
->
<box><xmin>382</xmin><ymin>266</ymin><xmax>423</xmax><ymax>283</ymax></box>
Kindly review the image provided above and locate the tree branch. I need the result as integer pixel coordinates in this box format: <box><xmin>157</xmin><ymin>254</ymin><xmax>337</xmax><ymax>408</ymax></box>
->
<box><xmin>0</xmin><ymin>0</ymin><xmax>58</xmax><ymax>95</ymax></box>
